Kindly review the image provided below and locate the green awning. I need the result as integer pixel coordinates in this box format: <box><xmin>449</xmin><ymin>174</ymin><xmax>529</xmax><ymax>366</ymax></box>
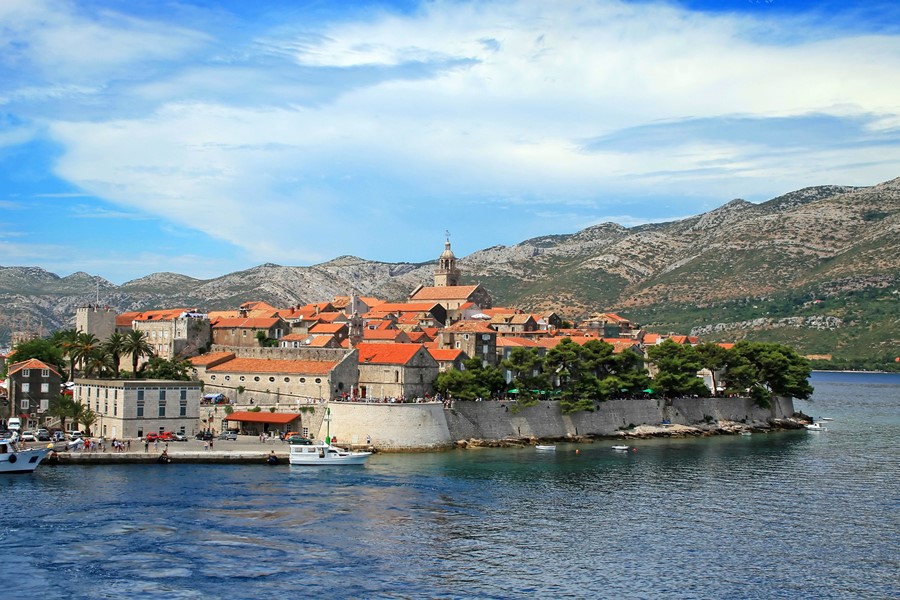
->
<box><xmin>643</xmin><ymin>388</ymin><xmax>654</xmax><ymax>393</ymax></box>
<box><xmin>507</xmin><ymin>389</ymin><xmax>519</xmax><ymax>394</ymax></box>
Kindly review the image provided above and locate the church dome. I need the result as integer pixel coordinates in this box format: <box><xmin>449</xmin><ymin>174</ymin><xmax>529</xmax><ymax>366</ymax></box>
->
<box><xmin>440</xmin><ymin>240</ymin><xmax>456</xmax><ymax>259</ymax></box>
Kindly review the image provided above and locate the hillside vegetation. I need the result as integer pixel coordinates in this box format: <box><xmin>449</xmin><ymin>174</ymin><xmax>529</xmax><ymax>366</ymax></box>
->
<box><xmin>1</xmin><ymin>178</ymin><xmax>897</xmax><ymax>367</ymax></box>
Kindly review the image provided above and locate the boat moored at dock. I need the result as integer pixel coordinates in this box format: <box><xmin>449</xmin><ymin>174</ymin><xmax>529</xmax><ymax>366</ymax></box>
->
<box><xmin>288</xmin><ymin>440</ymin><xmax>371</xmax><ymax>465</ymax></box>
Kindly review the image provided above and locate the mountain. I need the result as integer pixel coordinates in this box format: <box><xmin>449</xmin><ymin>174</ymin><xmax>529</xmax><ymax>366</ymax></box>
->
<box><xmin>1</xmin><ymin>178</ymin><xmax>898</xmax><ymax>364</ymax></box>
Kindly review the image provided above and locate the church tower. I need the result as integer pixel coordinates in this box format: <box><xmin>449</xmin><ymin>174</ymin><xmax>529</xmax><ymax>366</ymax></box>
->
<box><xmin>434</xmin><ymin>233</ymin><xmax>461</xmax><ymax>287</ymax></box>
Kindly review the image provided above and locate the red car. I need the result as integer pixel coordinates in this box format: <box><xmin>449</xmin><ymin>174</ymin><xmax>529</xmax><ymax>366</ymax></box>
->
<box><xmin>158</xmin><ymin>432</ymin><xmax>176</xmax><ymax>442</ymax></box>
<box><xmin>145</xmin><ymin>433</ymin><xmax>159</xmax><ymax>442</ymax></box>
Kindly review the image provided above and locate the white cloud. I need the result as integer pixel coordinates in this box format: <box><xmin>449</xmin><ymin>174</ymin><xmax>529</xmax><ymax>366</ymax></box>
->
<box><xmin>10</xmin><ymin>0</ymin><xmax>900</xmax><ymax>269</ymax></box>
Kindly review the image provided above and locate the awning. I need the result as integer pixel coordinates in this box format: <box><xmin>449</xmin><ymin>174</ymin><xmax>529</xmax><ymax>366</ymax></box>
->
<box><xmin>225</xmin><ymin>411</ymin><xmax>299</xmax><ymax>425</ymax></box>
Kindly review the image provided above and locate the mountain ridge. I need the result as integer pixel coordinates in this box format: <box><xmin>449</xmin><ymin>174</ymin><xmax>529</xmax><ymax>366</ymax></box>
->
<box><xmin>1</xmin><ymin>178</ymin><xmax>898</xmax><ymax>363</ymax></box>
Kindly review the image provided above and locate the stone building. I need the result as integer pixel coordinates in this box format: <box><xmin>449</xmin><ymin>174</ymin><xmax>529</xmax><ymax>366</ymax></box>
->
<box><xmin>189</xmin><ymin>347</ymin><xmax>359</xmax><ymax>406</ymax></box>
<box><xmin>73</xmin><ymin>378</ymin><xmax>202</xmax><ymax>439</ymax></box>
<box><xmin>408</xmin><ymin>239</ymin><xmax>492</xmax><ymax>323</ymax></box>
<box><xmin>356</xmin><ymin>343</ymin><xmax>439</xmax><ymax>400</ymax></box>
<box><xmin>438</xmin><ymin>320</ymin><xmax>498</xmax><ymax>366</ymax></box>
<box><xmin>75</xmin><ymin>305</ymin><xmax>117</xmax><ymax>342</ymax></box>
<box><xmin>5</xmin><ymin>358</ymin><xmax>62</xmax><ymax>430</ymax></box>
<box><xmin>118</xmin><ymin>308</ymin><xmax>212</xmax><ymax>361</ymax></box>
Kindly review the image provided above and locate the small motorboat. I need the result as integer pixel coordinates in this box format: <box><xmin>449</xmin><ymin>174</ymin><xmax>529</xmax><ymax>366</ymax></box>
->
<box><xmin>612</xmin><ymin>445</ymin><xmax>630</xmax><ymax>451</ymax></box>
<box><xmin>805</xmin><ymin>423</ymin><xmax>827</xmax><ymax>432</ymax></box>
<box><xmin>535</xmin><ymin>445</ymin><xmax>556</xmax><ymax>451</ymax></box>
<box><xmin>289</xmin><ymin>440</ymin><xmax>371</xmax><ymax>466</ymax></box>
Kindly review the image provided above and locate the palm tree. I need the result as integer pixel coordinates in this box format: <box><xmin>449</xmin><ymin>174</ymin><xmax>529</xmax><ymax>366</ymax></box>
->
<box><xmin>53</xmin><ymin>329</ymin><xmax>80</xmax><ymax>380</ymax></box>
<box><xmin>122</xmin><ymin>330</ymin><xmax>154</xmax><ymax>379</ymax></box>
<box><xmin>46</xmin><ymin>394</ymin><xmax>76</xmax><ymax>432</ymax></box>
<box><xmin>79</xmin><ymin>408</ymin><xmax>97</xmax><ymax>436</ymax></box>
<box><xmin>83</xmin><ymin>348</ymin><xmax>114</xmax><ymax>378</ymax></box>
<box><xmin>103</xmin><ymin>332</ymin><xmax>127</xmax><ymax>378</ymax></box>
<box><xmin>72</xmin><ymin>332</ymin><xmax>100</xmax><ymax>376</ymax></box>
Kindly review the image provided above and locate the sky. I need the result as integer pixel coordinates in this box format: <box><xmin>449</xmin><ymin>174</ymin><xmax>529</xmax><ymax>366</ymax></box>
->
<box><xmin>1</xmin><ymin>0</ymin><xmax>899</xmax><ymax>285</ymax></box>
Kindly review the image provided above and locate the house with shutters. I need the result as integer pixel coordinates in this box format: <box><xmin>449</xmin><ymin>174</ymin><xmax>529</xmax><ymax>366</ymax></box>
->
<box><xmin>5</xmin><ymin>358</ymin><xmax>62</xmax><ymax>431</ymax></box>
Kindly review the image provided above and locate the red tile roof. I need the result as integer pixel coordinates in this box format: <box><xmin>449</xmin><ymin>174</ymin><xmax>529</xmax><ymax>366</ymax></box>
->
<box><xmin>409</xmin><ymin>285</ymin><xmax>481</xmax><ymax>301</ymax></box>
<box><xmin>356</xmin><ymin>343</ymin><xmax>426</xmax><ymax>366</ymax></box>
<box><xmin>189</xmin><ymin>352</ymin><xmax>236</xmax><ymax>367</ymax></box>
<box><xmin>207</xmin><ymin>357</ymin><xmax>337</xmax><ymax>374</ymax></box>
<box><xmin>212</xmin><ymin>317</ymin><xmax>281</xmax><ymax>329</ymax></box>
<box><xmin>428</xmin><ymin>348</ymin><xmax>464</xmax><ymax>361</ymax></box>
<box><xmin>6</xmin><ymin>358</ymin><xmax>61</xmax><ymax>377</ymax></box>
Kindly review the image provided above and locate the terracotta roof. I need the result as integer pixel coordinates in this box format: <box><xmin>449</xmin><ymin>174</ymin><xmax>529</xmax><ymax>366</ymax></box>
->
<box><xmin>207</xmin><ymin>357</ymin><xmax>337</xmax><ymax>375</ymax></box>
<box><xmin>212</xmin><ymin>317</ymin><xmax>281</xmax><ymax>329</ymax></box>
<box><xmin>356</xmin><ymin>343</ymin><xmax>426</xmax><ymax>366</ymax></box>
<box><xmin>189</xmin><ymin>352</ymin><xmax>236</xmax><ymax>367</ymax></box>
<box><xmin>6</xmin><ymin>358</ymin><xmax>61</xmax><ymax>377</ymax></box>
<box><xmin>363</xmin><ymin>330</ymin><xmax>410</xmax><ymax>342</ymax></box>
<box><xmin>444</xmin><ymin>320</ymin><xmax>495</xmax><ymax>333</ymax></box>
<box><xmin>307</xmin><ymin>336</ymin><xmax>337</xmax><ymax>347</ymax></box>
<box><xmin>131</xmin><ymin>308</ymin><xmax>198</xmax><ymax>323</ymax></box>
<box><xmin>497</xmin><ymin>337</ymin><xmax>543</xmax><ymax>348</ymax></box>
<box><xmin>225</xmin><ymin>411</ymin><xmax>299</xmax><ymax>425</ymax></box>
<box><xmin>481</xmin><ymin>307</ymin><xmax>524</xmax><ymax>316</ymax></box>
<box><xmin>409</xmin><ymin>285</ymin><xmax>481</xmax><ymax>301</ymax></box>
<box><xmin>309</xmin><ymin>323</ymin><xmax>348</xmax><ymax>334</ymax></box>
<box><xmin>428</xmin><ymin>348</ymin><xmax>464</xmax><ymax>361</ymax></box>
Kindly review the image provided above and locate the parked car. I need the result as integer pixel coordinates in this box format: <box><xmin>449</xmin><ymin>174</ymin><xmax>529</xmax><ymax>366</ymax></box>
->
<box><xmin>69</xmin><ymin>431</ymin><xmax>84</xmax><ymax>439</ymax></box>
<box><xmin>287</xmin><ymin>435</ymin><xmax>313</xmax><ymax>445</ymax></box>
<box><xmin>20</xmin><ymin>430</ymin><xmax>37</xmax><ymax>442</ymax></box>
<box><xmin>195</xmin><ymin>431</ymin><xmax>214</xmax><ymax>441</ymax></box>
<box><xmin>173</xmin><ymin>433</ymin><xmax>187</xmax><ymax>442</ymax></box>
<box><xmin>145</xmin><ymin>432</ymin><xmax>159</xmax><ymax>442</ymax></box>
<box><xmin>36</xmin><ymin>428</ymin><xmax>51</xmax><ymax>441</ymax></box>
<box><xmin>158</xmin><ymin>432</ymin><xmax>176</xmax><ymax>442</ymax></box>
<box><xmin>217</xmin><ymin>431</ymin><xmax>237</xmax><ymax>441</ymax></box>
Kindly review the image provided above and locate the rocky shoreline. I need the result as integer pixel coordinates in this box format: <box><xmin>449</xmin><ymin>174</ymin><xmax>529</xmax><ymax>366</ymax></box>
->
<box><xmin>455</xmin><ymin>416</ymin><xmax>810</xmax><ymax>449</ymax></box>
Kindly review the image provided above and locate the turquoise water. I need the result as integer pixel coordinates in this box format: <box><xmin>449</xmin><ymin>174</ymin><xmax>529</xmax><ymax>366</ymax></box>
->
<box><xmin>1</xmin><ymin>372</ymin><xmax>897</xmax><ymax>599</ymax></box>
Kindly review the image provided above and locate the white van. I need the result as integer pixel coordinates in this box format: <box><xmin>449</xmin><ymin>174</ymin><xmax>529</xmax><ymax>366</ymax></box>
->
<box><xmin>8</xmin><ymin>418</ymin><xmax>21</xmax><ymax>432</ymax></box>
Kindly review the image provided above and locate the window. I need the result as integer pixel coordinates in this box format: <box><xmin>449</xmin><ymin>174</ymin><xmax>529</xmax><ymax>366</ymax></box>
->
<box><xmin>113</xmin><ymin>401</ymin><xmax>117</xmax><ymax>416</ymax></box>
<box><xmin>269</xmin><ymin>377</ymin><xmax>275</xmax><ymax>382</ymax></box>
<box><xmin>483</xmin><ymin>344</ymin><xmax>489</xmax><ymax>355</ymax></box>
<box><xmin>464</xmin><ymin>334</ymin><xmax>469</xmax><ymax>340</ymax></box>
<box><xmin>284</xmin><ymin>377</ymin><xmax>290</xmax><ymax>383</ymax></box>
<box><xmin>20</xmin><ymin>399</ymin><xmax>29</xmax><ymax>410</ymax></box>
<box><xmin>240</xmin><ymin>376</ymin><xmax>245</xmax><ymax>382</ymax></box>
<box><xmin>41</xmin><ymin>383</ymin><xmax>49</xmax><ymax>393</ymax></box>
<box><xmin>40</xmin><ymin>399</ymin><xmax>49</xmax><ymax>413</ymax></box>
<box><xmin>42</xmin><ymin>369</ymin><xmax>50</xmax><ymax>377</ymax></box>
<box><xmin>300</xmin><ymin>378</ymin><xmax>306</xmax><ymax>383</ymax></box>
<box><xmin>315</xmin><ymin>378</ymin><xmax>321</xmax><ymax>384</ymax></box>
<box><xmin>211</xmin><ymin>375</ymin><xmax>217</xmax><ymax>381</ymax></box>
<box><xmin>137</xmin><ymin>402</ymin><xmax>144</xmax><ymax>417</ymax></box>
<box><xmin>179</xmin><ymin>401</ymin><xmax>187</xmax><ymax>417</ymax></box>
<box><xmin>137</xmin><ymin>390</ymin><xmax>145</xmax><ymax>401</ymax></box>
<box><xmin>180</xmin><ymin>390</ymin><xmax>187</xmax><ymax>400</ymax></box>
<box><xmin>254</xmin><ymin>376</ymin><xmax>260</xmax><ymax>382</ymax></box>
<box><xmin>23</xmin><ymin>369</ymin><xmax>30</xmax><ymax>377</ymax></box>
<box><xmin>158</xmin><ymin>402</ymin><xmax>166</xmax><ymax>417</ymax></box>
<box><xmin>21</xmin><ymin>383</ymin><xmax>29</xmax><ymax>393</ymax></box>
<box><xmin>225</xmin><ymin>375</ymin><xmax>231</xmax><ymax>381</ymax></box>
<box><xmin>104</xmin><ymin>401</ymin><xmax>108</xmax><ymax>414</ymax></box>
<box><xmin>159</xmin><ymin>390</ymin><xmax>166</xmax><ymax>400</ymax></box>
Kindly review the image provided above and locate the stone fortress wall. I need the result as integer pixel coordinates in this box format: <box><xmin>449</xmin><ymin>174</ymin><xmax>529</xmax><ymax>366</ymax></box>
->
<box><xmin>316</xmin><ymin>396</ymin><xmax>796</xmax><ymax>450</ymax></box>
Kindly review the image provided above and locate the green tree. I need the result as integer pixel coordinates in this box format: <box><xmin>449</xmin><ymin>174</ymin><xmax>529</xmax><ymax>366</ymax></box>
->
<box><xmin>72</xmin><ymin>332</ymin><xmax>100</xmax><ymax>376</ymax></box>
<box><xmin>122</xmin><ymin>330</ymin><xmax>154</xmax><ymax>378</ymax></box>
<box><xmin>46</xmin><ymin>394</ymin><xmax>76</xmax><ymax>432</ymax></box>
<box><xmin>5</xmin><ymin>338</ymin><xmax>66</xmax><ymax>375</ymax></box>
<box><xmin>723</xmin><ymin>341</ymin><xmax>813</xmax><ymax>406</ymax></box>
<box><xmin>141</xmin><ymin>356</ymin><xmax>192</xmax><ymax>380</ymax></box>
<box><xmin>79</xmin><ymin>407</ymin><xmax>97</xmax><ymax>436</ymax></box>
<box><xmin>103</xmin><ymin>332</ymin><xmax>127</xmax><ymax>378</ymax></box>
<box><xmin>647</xmin><ymin>339</ymin><xmax>709</xmax><ymax>398</ymax></box>
<box><xmin>501</xmin><ymin>347</ymin><xmax>549</xmax><ymax>407</ymax></box>
<box><xmin>695</xmin><ymin>342</ymin><xmax>730</xmax><ymax>397</ymax></box>
<box><xmin>51</xmin><ymin>328</ymin><xmax>80</xmax><ymax>380</ymax></box>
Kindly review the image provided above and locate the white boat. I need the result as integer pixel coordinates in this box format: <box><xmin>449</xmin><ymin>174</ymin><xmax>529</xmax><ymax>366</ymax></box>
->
<box><xmin>288</xmin><ymin>439</ymin><xmax>371</xmax><ymax>465</ymax></box>
<box><xmin>535</xmin><ymin>445</ymin><xmax>556</xmax><ymax>451</ymax></box>
<box><xmin>805</xmin><ymin>423</ymin><xmax>827</xmax><ymax>432</ymax></box>
<box><xmin>1</xmin><ymin>439</ymin><xmax>52</xmax><ymax>474</ymax></box>
<box><xmin>612</xmin><ymin>445</ymin><xmax>630</xmax><ymax>451</ymax></box>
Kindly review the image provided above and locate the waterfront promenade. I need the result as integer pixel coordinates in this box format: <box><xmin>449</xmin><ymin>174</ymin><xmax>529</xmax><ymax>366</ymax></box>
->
<box><xmin>23</xmin><ymin>435</ymin><xmax>352</xmax><ymax>465</ymax></box>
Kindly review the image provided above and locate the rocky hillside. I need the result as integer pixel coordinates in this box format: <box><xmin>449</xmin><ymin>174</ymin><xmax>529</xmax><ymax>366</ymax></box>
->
<box><xmin>1</xmin><ymin>178</ymin><xmax>898</xmax><ymax>363</ymax></box>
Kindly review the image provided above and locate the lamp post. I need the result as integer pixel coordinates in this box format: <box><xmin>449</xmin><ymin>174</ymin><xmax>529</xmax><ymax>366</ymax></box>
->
<box><xmin>323</xmin><ymin>407</ymin><xmax>331</xmax><ymax>444</ymax></box>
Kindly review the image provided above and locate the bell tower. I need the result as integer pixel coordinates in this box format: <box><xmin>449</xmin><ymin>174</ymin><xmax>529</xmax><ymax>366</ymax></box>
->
<box><xmin>434</xmin><ymin>231</ymin><xmax>461</xmax><ymax>287</ymax></box>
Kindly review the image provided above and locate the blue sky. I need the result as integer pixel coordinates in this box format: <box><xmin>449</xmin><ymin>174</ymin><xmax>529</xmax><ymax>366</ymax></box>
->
<box><xmin>2</xmin><ymin>0</ymin><xmax>899</xmax><ymax>284</ymax></box>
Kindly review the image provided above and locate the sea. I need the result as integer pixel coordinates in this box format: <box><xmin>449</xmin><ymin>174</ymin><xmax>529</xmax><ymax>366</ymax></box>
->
<box><xmin>1</xmin><ymin>371</ymin><xmax>897</xmax><ymax>599</ymax></box>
